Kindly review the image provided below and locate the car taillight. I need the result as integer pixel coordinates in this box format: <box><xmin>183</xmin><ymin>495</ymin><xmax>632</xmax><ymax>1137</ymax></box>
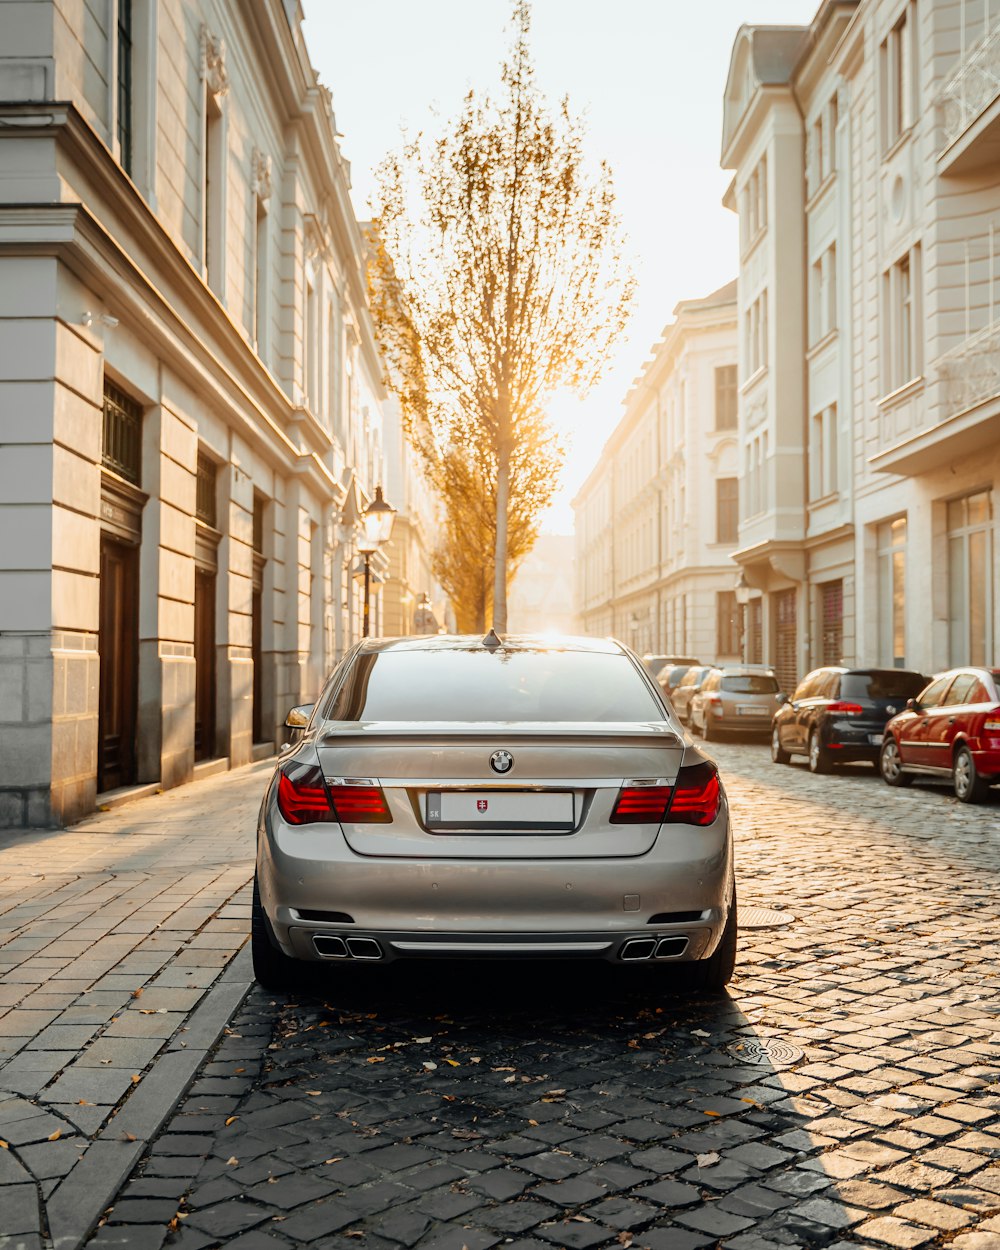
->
<box><xmin>329</xmin><ymin>784</ymin><xmax>392</xmax><ymax>823</ymax></box>
<box><xmin>826</xmin><ymin>702</ymin><xmax>863</xmax><ymax>716</ymax></box>
<box><xmin>664</xmin><ymin>761</ymin><xmax>721</xmax><ymax>827</ymax></box>
<box><xmin>611</xmin><ymin>785</ymin><xmax>672</xmax><ymax>823</ymax></box>
<box><xmin>277</xmin><ymin>764</ymin><xmax>334</xmax><ymax>824</ymax></box>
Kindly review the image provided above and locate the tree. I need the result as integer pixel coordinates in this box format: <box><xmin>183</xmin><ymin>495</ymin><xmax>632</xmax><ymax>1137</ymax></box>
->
<box><xmin>368</xmin><ymin>0</ymin><xmax>633</xmax><ymax>632</ymax></box>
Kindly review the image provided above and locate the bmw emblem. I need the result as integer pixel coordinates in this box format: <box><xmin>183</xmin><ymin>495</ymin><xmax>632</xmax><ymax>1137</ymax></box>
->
<box><xmin>490</xmin><ymin>750</ymin><xmax>513</xmax><ymax>774</ymax></box>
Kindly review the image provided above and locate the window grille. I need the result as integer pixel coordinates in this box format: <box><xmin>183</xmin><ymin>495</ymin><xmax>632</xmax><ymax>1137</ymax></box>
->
<box><xmin>117</xmin><ymin>0</ymin><xmax>133</xmax><ymax>175</ymax></box>
<box><xmin>102</xmin><ymin>380</ymin><xmax>142</xmax><ymax>484</ymax></box>
<box><xmin>196</xmin><ymin>454</ymin><xmax>217</xmax><ymax>527</ymax></box>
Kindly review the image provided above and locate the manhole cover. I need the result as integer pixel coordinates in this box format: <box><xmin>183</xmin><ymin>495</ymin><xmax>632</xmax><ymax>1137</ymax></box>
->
<box><xmin>727</xmin><ymin>1038</ymin><xmax>803</xmax><ymax>1066</ymax></box>
<box><xmin>741</xmin><ymin>906</ymin><xmax>794</xmax><ymax>929</ymax></box>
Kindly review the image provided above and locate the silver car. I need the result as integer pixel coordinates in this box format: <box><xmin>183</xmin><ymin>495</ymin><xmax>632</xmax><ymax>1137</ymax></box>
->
<box><xmin>253</xmin><ymin>634</ymin><xmax>737</xmax><ymax>993</ymax></box>
<box><xmin>690</xmin><ymin>666</ymin><xmax>784</xmax><ymax>740</ymax></box>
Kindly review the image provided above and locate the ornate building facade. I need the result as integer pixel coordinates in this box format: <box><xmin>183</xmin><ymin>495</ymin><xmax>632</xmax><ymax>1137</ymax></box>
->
<box><xmin>0</xmin><ymin>0</ymin><xmax>438</xmax><ymax>827</ymax></box>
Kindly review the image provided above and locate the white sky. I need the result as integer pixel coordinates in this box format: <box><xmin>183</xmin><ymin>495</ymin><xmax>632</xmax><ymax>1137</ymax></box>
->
<box><xmin>301</xmin><ymin>0</ymin><xmax>815</xmax><ymax>532</ymax></box>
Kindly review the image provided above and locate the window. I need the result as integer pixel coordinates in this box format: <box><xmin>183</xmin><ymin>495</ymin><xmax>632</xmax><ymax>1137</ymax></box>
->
<box><xmin>820</xmin><ymin>581</ymin><xmax>843</xmax><ymax>666</ymax></box>
<box><xmin>715</xmin><ymin>365</ymin><xmax>737</xmax><ymax>429</ymax></box>
<box><xmin>254</xmin><ymin>196</ymin><xmax>268</xmax><ymax>354</ymax></box>
<box><xmin>716</xmin><ymin>478</ymin><xmax>738</xmax><ymax>545</ymax></box>
<box><xmin>809</xmin><ymin>244</ymin><xmax>837</xmax><ymax>345</ymax></box>
<box><xmin>195</xmin><ymin>453</ymin><xmax>217</xmax><ymax>528</ymax></box>
<box><xmin>948</xmin><ymin>491</ymin><xmax>994</xmax><ymax>667</ymax></box>
<box><xmin>722</xmin><ymin>674</ymin><xmax>779</xmax><ymax>694</ymax></box>
<box><xmin>717</xmin><ymin>592</ymin><xmax>739</xmax><ymax>657</ymax></box>
<box><xmin>745</xmin><ymin>429</ymin><xmax>768</xmax><ymax>517</ymax></box>
<box><xmin>203</xmin><ymin>91</ymin><xmax>224</xmax><ymax>292</ymax></box>
<box><xmin>882</xmin><ymin>5</ymin><xmax>915</xmax><ymax>151</ymax></box>
<box><xmin>918</xmin><ymin>675</ymin><xmax>953</xmax><ymax>709</ymax></box>
<box><xmin>745</xmin><ymin>290</ymin><xmax>768</xmax><ymax>375</ymax></box>
<box><xmin>102</xmin><ymin>380</ymin><xmax>142</xmax><ymax>485</ymax></box>
<box><xmin>810</xmin><ymin>404</ymin><xmax>839</xmax><ymax>500</ymax></box>
<box><xmin>743</xmin><ymin>154</ymin><xmax>768</xmax><ymax>249</ymax></box>
<box><xmin>883</xmin><ymin>245</ymin><xmax>921</xmax><ymax>392</ymax></box>
<box><xmin>877</xmin><ymin>518</ymin><xmax>907</xmax><ymax>667</ymax></box>
<box><xmin>117</xmin><ymin>0</ymin><xmax>133</xmax><ymax>175</ymax></box>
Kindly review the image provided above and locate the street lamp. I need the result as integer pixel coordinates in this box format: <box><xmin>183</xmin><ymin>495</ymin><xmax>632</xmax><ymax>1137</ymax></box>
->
<box><xmin>358</xmin><ymin>485</ymin><xmax>396</xmax><ymax>638</ymax></box>
<box><xmin>734</xmin><ymin>571</ymin><xmax>751</xmax><ymax>662</ymax></box>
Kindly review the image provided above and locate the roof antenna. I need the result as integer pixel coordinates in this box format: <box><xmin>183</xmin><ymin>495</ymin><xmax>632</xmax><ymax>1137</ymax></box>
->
<box><xmin>481</xmin><ymin>628</ymin><xmax>503</xmax><ymax>650</ymax></box>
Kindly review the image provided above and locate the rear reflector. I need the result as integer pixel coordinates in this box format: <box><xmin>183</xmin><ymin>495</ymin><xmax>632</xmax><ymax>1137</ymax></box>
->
<box><xmin>611</xmin><ymin>785</ymin><xmax>672</xmax><ymax>823</ymax></box>
<box><xmin>826</xmin><ymin>702</ymin><xmax>863</xmax><ymax>715</ymax></box>
<box><xmin>277</xmin><ymin>764</ymin><xmax>334</xmax><ymax>824</ymax></box>
<box><xmin>664</xmin><ymin>761</ymin><xmax>721</xmax><ymax>827</ymax></box>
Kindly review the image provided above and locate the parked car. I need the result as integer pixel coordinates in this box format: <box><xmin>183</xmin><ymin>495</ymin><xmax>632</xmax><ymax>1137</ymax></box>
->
<box><xmin>253</xmin><ymin>634</ymin><xmax>737</xmax><ymax>993</ymax></box>
<box><xmin>668</xmin><ymin>665</ymin><xmax>717</xmax><ymax>725</ymax></box>
<box><xmin>879</xmin><ymin>666</ymin><xmax>1000</xmax><ymax>803</ymax></box>
<box><xmin>657</xmin><ymin>661</ymin><xmax>704</xmax><ymax>701</ymax></box>
<box><xmin>691</xmin><ymin>666</ymin><xmax>783</xmax><ymax>740</ymax></box>
<box><xmin>771</xmin><ymin>666</ymin><xmax>928</xmax><ymax>773</ymax></box>
<box><xmin>643</xmin><ymin>653</ymin><xmax>701</xmax><ymax>680</ymax></box>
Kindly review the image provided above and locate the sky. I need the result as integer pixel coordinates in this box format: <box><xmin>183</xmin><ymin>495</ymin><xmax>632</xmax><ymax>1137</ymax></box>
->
<box><xmin>300</xmin><ymin>0</ymin><xmax>814</xmax><ymax>532</ymax></box>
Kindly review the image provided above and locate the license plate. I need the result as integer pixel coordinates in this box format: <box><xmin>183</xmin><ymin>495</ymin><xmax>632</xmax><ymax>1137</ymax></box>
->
<box><xmin>869</xmin><ymin>733</ymin><xmax>884</xmax><ymax>745</ymax></box>
<box><xmin>426</xmin><ymin>791</ymin><xmax>574</xmax><ymax>832</ymax></box>
<box><xmin>737</xmin><ymin>705</ymin><xmax>768</xmax><ymax>716</ymax></box>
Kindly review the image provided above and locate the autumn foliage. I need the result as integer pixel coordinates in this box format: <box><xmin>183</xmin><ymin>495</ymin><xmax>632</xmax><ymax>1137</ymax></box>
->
<box><xmin>368</xmin><ymin>1</ymin><xmax>633</xmax><ymax>632</ymax></box>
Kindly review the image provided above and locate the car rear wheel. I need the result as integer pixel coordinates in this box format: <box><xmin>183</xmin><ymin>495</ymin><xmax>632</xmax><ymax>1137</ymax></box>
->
<box><xmin>879</xmin><ymin>737</ymin><xmax>911</xmax><ymax>787</ymax></box>
<box><xmin>808</xmin><ymin>729</ymin><xmax>832</xmax><ymax>774</ymax></box>
<box><xmin>953</xmin><ymin>745</ymin><xmax>990</xmax><ymax>804</ymax></box>
<box><xmin>252</xmin><ymin>877</ymin><xmax>304</xmax><ymax>992</ymax></box>
<box><xmin>771</xmin><ymin>726</ymin><xmax>790</xmax><ymax>765</ymax></box>
<box><xmin>684</xmin><ymin>889</ymin><xmax>737</xmax><ymax>994</ymax></box>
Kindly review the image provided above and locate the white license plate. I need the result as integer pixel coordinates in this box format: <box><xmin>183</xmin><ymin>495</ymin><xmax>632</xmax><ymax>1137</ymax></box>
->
<box><xmin>869</xmin><ymin>733</ymin><xmax>884</xmax><ymax>745</ymax></box>
<box><xmin>426</xmin><ymin>791</ymin><xmax>574</xmax><ymax>831</ymax></box>
<box><xmin>737</xmin><ymin>705</ymin><xmax>768</xmax><ymax>716</ymax></box>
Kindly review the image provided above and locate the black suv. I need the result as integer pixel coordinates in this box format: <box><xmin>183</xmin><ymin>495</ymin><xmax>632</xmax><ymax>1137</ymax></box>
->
<box><xmin>771</xmin><ymin>666</ymin><xmax>928</xmax><ymax>773</ymax></box>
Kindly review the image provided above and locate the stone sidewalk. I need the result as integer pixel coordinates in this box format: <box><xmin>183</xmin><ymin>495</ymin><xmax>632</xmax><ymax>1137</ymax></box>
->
<box><xmin>0</xmin><ymin>760</ymin><xmax>270</xmax><ymax>1250</ymax></box>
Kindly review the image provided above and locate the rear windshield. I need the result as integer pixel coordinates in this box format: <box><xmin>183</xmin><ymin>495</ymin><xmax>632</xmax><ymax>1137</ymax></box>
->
<box><xmin>841</xmin><ymin>671</ymin><xmax>927</xmax><ymax>700</ymax></box>
<box><xmin>722</xmin><ymin>675</ymin><xmax>779</xmax><ymax>694</ymax></box>
<box><xmin>321</xmin><ymin>649</ymin><xmax>665</xmax><ymax>723</ymax></box>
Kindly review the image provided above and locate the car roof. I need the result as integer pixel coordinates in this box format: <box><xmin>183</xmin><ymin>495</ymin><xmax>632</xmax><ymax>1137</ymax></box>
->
<box><xmin>353</xmin><ymin>633</ymin><xmax>627</xmax><ymax>657</ymax></box>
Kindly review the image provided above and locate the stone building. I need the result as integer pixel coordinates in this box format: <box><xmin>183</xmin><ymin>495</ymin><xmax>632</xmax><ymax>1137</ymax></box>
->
<box><xmin>0</xmin><ymin>0</ymin><xmax>437</xmax><ymax>828</ymax></box>
<box><xmin>721</xmin><ymin>0</ymin><xmax>1000</xmax><ymax>690</ymax></box>
<box><xmin>573</xmin><ymin>283</ymin><xmax>741</xmax><ymax>661</ymax></box>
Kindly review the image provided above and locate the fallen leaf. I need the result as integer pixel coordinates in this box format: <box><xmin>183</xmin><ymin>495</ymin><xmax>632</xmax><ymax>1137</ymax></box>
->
<box><xmin>528</xmin><ymin>1119</ymin><xmax>539</xmax><ymax>1126</ymax></box>
<box><xmin>618</xmin><ymin>1234</ymin><xmax>633</xmax><ymax>1247</ymax></box>
<box><xmin>131</xmin><ymin>988</ymin><xmax>143</xmax><ymax>999</ymax></box>
<box><xmin>226</xmin><ymin>1156</ymin><xmax>239</xmax><ymax>1166</ymax></box>
<box><xmin>422</xmin><ymin>1061</ymin><xmax>437</xmax><ymax>1070</ymax></box>
<box><xmin>445</xmin><ymin>1059</ymin><xmax>460</xmax><ymax>1067</ymax></box>
<box><xmin>234</xmin><ymin>1067</ymin><xmax>246</xmax><ymax>1073</ymax></box>
<box><xmin>696</xmin><ymin>1151</ymin><xmax>721</xmax><ymax>1167</ymax></box>
<box><xmin>131</xmin><ymin>1074</ymin><xmax>141</xmax><ymax>1085</ymax></box>
<box><xmin>570</xmin><ymin>1215</ymin><xmax>593</xmax><ymax>1223</ymax></box>
<box><xmin>123</xmin><ymin>1133</ymin><xmax>137</xmax><ymax>1142</ymax></box>
<box><xmin>77</xmin><ymin>1100</ymin><xmax>94</xmax><ymax>1107</ymax></box>
<box><xmin>413</xmin><ymin>1036</ymin><xmax>432</xmax><ymax>1043</ymax></box>
<box><xmin>703</xmin><ymin>1110</ymin><xmax>721</xmax><ymax>1118</ymax></box>
<box><xmin>323</xmin><ymin>1157</ymin><xmax>342</xmax><ymax>1164</ymax></box>
<box><xmin>366</xmin><ymin>1057</ymin><xmax>385</xmax><ymax>1065</ymax></box>
<box><xmin>691</xmin><ymin>1028</ymin><xmax>710</xmax><ymax>1038</ymax></box>
<box><xmin>225</xmin><ymin>1116</ymin><xmax>239</xmax><ymax>1126</ymax></box>
<box><xmin>503</xmin><ymin>1075</ymin><xmax>516</xmax><ymax>1083</ymax></box>
<box><xmin>48</xmin><ymin>1130</ymin><xmax>62</xmax><ymax>1141</ymax></box>
<box><xmin>0</xmin><ymin>1141</ymin><xmax>8</xmax><ymax>1150</ymax></box>
<box><xmin>306</xmin><ymin>1090</ymin><xmax>323</xmax><ymax>1096</ymax></box>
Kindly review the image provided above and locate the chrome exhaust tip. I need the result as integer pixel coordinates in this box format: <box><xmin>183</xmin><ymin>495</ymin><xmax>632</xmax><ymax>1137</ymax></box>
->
<box><xmin>313</xmin><ymin>935</ymin><xmax>349</xmax><ymax>958</ymax></box>
<box><xmin>346</xmin><ymin>937</ymin><xmax>383</xmax><ymax>961</ymax></box>
<box><xmin>620</xmin><ymin>938</ymin><xmax>657</xmax><ymax>961</ymax></box>
<box><xmin>655</xmin><ymin>936</ymin><xmax>689</xmax><ymax>958</ymax></box>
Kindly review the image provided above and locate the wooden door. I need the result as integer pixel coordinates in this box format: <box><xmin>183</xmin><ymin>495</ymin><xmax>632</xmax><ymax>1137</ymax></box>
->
<box><xmin>774</xmin><ymin>589</ymin><xmax>797</xmax><ymax>698</ymax></box>
<box><xmin>194</xmin><ymin>570</ymin><xmax>216</xmax><ymax>761</ymax></box>
<box><xmin>98</xmin><ymin>536</ymin><xmax>139</xmax><ymax>792</ymax></box>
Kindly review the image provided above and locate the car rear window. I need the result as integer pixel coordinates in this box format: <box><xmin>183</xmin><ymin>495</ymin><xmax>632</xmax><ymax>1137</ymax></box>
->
<box><xmin>841</xmin><ymin>671</ymin><xmax>927</xmax><ymax>700</ymax></box>
<box><xmin>321</xmin><ymin>649</ymin><xmax>666</xmax><ymax>723</ymax></box>
<box><xmin>722</xmin><ymin>675</ymin><xmax>779</xmax><ymax>694</ymax></box>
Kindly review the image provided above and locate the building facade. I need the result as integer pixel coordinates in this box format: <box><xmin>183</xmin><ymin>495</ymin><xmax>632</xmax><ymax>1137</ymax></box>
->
<box><xmin>574</xmin><ymin>284</ymin><xmax>741</xmax><ymax>661</ymax></box>
<box><xmin>0</xmin><ymin>0</ymin><xmax>438</xmax><ymax>828</ymax></box>
<box><xmin>722</xmin><ymin>0</ymin><xmax>1000</xmax><ymax>692</ymax></box>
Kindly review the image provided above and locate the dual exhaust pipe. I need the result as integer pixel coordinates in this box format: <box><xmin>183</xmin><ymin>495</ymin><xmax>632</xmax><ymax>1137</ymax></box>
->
<box><xmin>620</xmin><ymin>936</ymin><xmax>688</xmax><ymax>961</ymax></box>
<box><xmin>313</xmin><ymin>934</ymin><xmax>383</xmax><ymax>960</ymax></box>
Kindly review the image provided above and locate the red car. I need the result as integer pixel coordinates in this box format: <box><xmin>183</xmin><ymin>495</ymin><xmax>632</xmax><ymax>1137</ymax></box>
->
<box><xmin>879</xmin><ymin>667</ymin><xmax>1000</xmax><ymax>803</ymax></box>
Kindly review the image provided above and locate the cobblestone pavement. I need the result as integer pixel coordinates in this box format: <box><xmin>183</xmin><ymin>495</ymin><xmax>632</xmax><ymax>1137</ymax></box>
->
<box><xmin>67</xmin><ymin>739</ymin><xmax>999</xmax><ymax>1250</ymax></box>
<box><xmin>0</xmin><ymin>762</ymin><xmax>269</xmax><ymax>1250</ymax></box>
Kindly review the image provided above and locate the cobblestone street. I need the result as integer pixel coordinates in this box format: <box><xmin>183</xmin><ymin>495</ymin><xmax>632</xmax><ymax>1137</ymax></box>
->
<box><xmin>49</xmin><ymin>739</ymin><xmax>999</xmax><ymax>1250</ymax></box>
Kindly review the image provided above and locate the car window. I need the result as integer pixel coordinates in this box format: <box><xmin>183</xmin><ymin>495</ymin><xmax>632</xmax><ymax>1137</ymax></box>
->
<box><xmin>722</xmin><ymin>675</ymin><xmax>779</xmax><ymax>694</ymax></box>
<box><xmin>700</xmin><ymin>672</ymin><xmax>720</xmax><ymax>692</ymax></box>
<box><xmin>917</xmin><ymin>676</ymin><xmax>953</xmax><ymax>709</ymax></box>
<box><xmin>792</xmin><ymin>673</ymin><xmax>819</xmax><ymax>700</ymax></box>
<box><xmin>816</xmin><ymin>672</ymin><xmax>839</xmax><ymax>699</ymax></box>
<box><xmin>841</xmin><ymin>671</ymin><xmax>928</xmax><ymax>700</ymax></box>
<box><xmin>663</xmin><ymin>665</ymin><xmax>689</xmax><ymax>687</ymax></box>
<box><xmin>943</xmin><ymin>674</ymin><xmax>978</xmax><ymax>706</ymax></box>
<box><xmin>968</xmin><ymin>680</ymin><xmax>989</xmax><ymax>704</ymax></box>
<box><xmin>321</xmin><ymin>649</ymin><xmax>666</xmax><ymax>723</ymax></box>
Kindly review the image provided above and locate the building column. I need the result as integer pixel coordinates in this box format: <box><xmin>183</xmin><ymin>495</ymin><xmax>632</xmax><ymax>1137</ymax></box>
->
<box><xmin>216</xmin><ymin>460</ymin><xmax>254</xmax><ymax>767</ymax></box>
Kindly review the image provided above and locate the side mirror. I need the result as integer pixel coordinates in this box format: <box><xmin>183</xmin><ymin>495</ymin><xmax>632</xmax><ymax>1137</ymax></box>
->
<box><xmin>284</xmin><ymin>704</ymin><xmax>314</xmax><ymax>730</ymax></box>
<box><xmin>905</xmin><ymin>698</ymin><xmax>919</xmax><ymax>712</ymax></box>
<box><xmin>775</xmin><ymin>692</ymin><xmax>788</xmax><ymax>705</ymax></box>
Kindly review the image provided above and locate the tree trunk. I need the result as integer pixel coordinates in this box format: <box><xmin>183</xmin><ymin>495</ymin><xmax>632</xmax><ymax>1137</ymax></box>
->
<box><xmin>493</xmin><ymin>449</ymin><xmax>510</xmax><ymax>633</ymax></box>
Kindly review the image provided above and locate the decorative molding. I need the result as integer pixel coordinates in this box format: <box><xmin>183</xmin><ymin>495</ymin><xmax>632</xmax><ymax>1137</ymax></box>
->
<box><xmin>251</xmin><ymin>147</ymin><xmax>272</xmax><ymax>203</ymax></box>
<box><xmin>200</xmin><ymin>25</ymin><xmax>229</xmax><ymax>99</ymax></box>
<box><xmin>304</xmin><ymin>212</ymin><xmax>331</xmax><ymax>261</ymax></box>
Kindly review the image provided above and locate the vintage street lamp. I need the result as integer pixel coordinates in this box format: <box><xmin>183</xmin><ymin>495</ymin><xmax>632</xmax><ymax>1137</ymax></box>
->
<box><xmin>358</xmin><ymin>485</ymin><xmax>396</xmax><ymax>638</ymax></box>
<box><xmin>734</xmin><ymin>570</ymin><xmax>751</xmax><ymax>660</ymax></box>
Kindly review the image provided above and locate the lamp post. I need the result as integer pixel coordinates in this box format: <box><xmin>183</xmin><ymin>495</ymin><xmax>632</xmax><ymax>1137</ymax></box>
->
<box><xmin>734</xmin><ymin>570</ymin><xmax>751</xmax><ymax>662</ymax></box>
<box><xmin>358</xmin><ymin>485</ymin><xmax>396</xmax><ymax>638</ymax></box>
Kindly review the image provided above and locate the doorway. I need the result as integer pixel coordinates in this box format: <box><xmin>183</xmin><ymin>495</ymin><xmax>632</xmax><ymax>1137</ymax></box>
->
<box><xmin>98</xmin><ymin>535</ymin><xmax>139</xmax><ymax>792</ymax></box>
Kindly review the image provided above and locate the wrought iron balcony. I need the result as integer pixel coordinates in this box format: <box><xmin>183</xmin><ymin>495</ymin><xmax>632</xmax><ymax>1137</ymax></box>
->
<box><xmin>939</xmin><ymin>317</ymin><xmax>1000</xmax><ymax>413</ymax></box>
<box><xmin>937</xmin><ymin>24</ymin><xmax>1000</xmax><ymax>171</ymax></box>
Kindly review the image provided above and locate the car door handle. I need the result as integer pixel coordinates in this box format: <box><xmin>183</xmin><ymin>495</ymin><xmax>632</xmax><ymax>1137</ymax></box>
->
<box><xmin>948</xmin><ymin>717</ymin><xmax>956</xmax><ymax>724</ymax></box>
<box><xmin>920</xmin><ymin>718</ymin><xmax>929</xmax><ymax>725</ymax></box>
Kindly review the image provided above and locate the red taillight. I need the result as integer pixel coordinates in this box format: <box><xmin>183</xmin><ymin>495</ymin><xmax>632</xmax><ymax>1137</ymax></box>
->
<box><xmin>826</xmin><ymin>702</ymin><xmax>863</xmax><ymax>716</ymax></box>
<box><xmin>611</xmin><ymin>785</ymin><xmax>672</xmax><ymax>824</ymax></box>
<box><xmin>664</xmin><ymin>762</ymin><xmax>721</xmax><ymax>827</ymax></box>
<box><xmin>329</xmin><ymin>785</ymin><xmax>392</xmax><ymax>824</ymax></box>
<box><xmin>277</xmin><ymin>765</ymin><xmax>334</xmax><ymax>824</ymax></box>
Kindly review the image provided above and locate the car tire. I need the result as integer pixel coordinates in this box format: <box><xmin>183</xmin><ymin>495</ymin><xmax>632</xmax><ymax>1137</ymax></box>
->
<box><xmin>685</xmin><ymin>888</ymin><xmax>737</xmax><ymax>994</ymax></box>
<box><xmin>879</xmin><ymin>737</ymin><xmax>912</xmax><ymax>787</ymax></box>
<box><xmin>771</xmin><ymin>726</ymin><xmax>790</xmax><ymax>765</ymax></box>
<box><xmin>808</xmin><ymin>729</ymin><xmax>832</xmax><ymax>774</ymax></box>
<box><xmin>953</xmin><ymin>745</ymin><xmax>990</xmax><ymax>805</ymax></box>
<box><xmin>252</xmin><ymin>876</ymin><xmax>303</xmax><ymax>992</ymax></box>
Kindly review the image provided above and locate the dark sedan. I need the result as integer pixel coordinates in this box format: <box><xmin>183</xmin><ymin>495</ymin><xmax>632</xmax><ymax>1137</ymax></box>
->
<box><xmin>771</xmin><ymin>666</ymin><xmax>928</xmax><ymax>773</ymax></box>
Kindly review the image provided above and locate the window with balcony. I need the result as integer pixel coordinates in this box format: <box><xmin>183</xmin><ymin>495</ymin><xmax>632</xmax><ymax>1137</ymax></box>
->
<box><xmin>809</xmin><ymin>243</ymin><xmax>837</xmax><ymax>346</ymax></box>
<box><xmin>716</xmin><ymin>477</ymin><xmax>738</xmax><ymax>545</ymax></box>
<box><xmin>881</xmin><ymin>3</ymin><xmax>916</xmax><ymax>152</ymax></box>
<box><xmin>882</xmin><ymin>245</ymin><xmax>922</xmax><ymax>393</ymax></box>
<box><xmin>877</xmin><ymin>517</ymin><xmax>907</xmax><ymax>667</ymax></box>
<box><xmin>809</xmin><ymin>404</ymin><xmax>840</xmax><ymax>500</ymax></box>
<box><xmin>714</xmin><ymin>365</ymin><xmax>738</xmax><ymax>429</ymax></box>
<box><xmin>948</xmin><ymin>491</ymin><xmax>993</xmax><ymax>666</ymax></box>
